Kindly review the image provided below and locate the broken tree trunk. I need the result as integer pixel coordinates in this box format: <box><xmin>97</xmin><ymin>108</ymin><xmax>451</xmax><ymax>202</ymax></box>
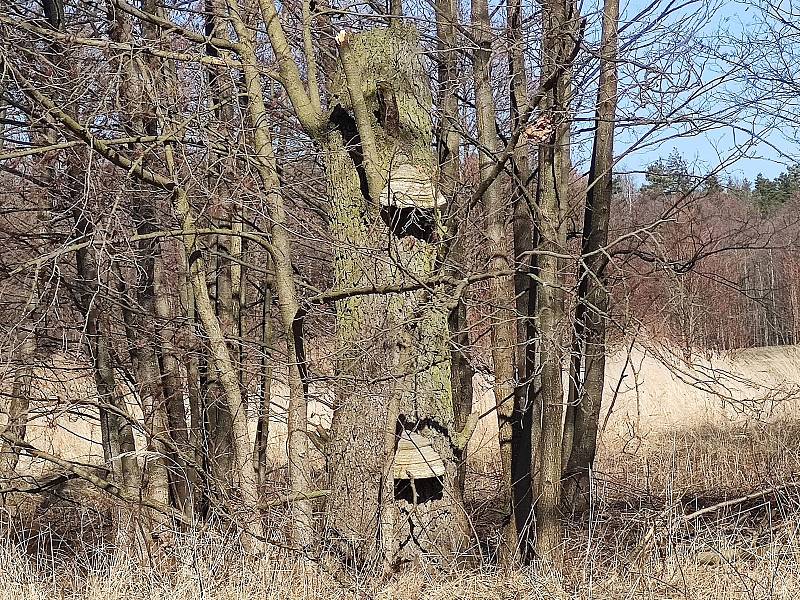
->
<box><xmin>323</xmin><ymin>26</ymin><xmax>470</xmax><ymax>565</ymax></box>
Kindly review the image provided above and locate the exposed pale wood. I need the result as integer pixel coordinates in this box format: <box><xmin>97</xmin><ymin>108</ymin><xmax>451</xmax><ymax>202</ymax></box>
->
<box><xmin>379</xmin><ymin>164</ymin><xmax>447</xmax><ymax>209</ymax></box>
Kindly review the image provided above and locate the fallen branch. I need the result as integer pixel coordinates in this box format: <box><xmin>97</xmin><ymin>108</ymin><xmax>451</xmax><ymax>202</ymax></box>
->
<box><xmin>631</xmin><ymin>477</ymin><xmax>800</xmax><ymax>565</ymax></box>
<box><xmin>0</xmin><ymin>428</ymin><xmax>191</xmax><ymax>526</ymax></box>
<box><xmin>260</xmin><ymin>489</ymin><xmax>330</xmax><ymax>508</ymax></box>
<box><xmin>683</xmin><ymin>478</ymin><xmax>800</xmax><ymax>522</ymax></box>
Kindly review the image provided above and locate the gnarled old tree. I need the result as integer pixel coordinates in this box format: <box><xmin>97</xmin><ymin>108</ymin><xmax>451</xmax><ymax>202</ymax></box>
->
<box><xmin>0</xmin><ymin>0</ymin><xmax>474</xmax><ymax>563</ymax></box>
<box><xmin>322</xmin><ymin>26</ymin><xmax>471</xmax><ymax>564</ymax></box>
<box><xmin>239</xmin><ymin>0</ymin><xmax>481</xmax><ymax>563</ymax></box>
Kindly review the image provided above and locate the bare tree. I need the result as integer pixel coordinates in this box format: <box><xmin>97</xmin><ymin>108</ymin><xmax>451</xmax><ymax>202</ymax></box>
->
<box><xmin>471</xmin><ymin>0</ymin><xmax>520</xmax><ymax>561</ymax></box>
<box><xmin>2</xmin><ymin>0</ymin><xmax>796</xmax><ymax>579</ymax></box>
<box><xmin>562</xmin><ymin>0</ymin><xmax>621</xmax><ymax>513</ymax></box>
<box><xmin>532</xmin><ymin>0</ymin><xmax>578</xmax><ymax>566</ymax></box>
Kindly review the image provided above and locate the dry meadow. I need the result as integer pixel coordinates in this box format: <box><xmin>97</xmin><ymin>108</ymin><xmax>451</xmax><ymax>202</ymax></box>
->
<box><xmin>1</xmin><ymin>344</ymin><xmax>799</xmax><ymax>598</ymax></box>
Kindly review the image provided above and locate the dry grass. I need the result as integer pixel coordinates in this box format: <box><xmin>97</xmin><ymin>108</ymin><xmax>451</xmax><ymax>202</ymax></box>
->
<box><xmin>1</xmin><ymin>418</ymin><xmax>799</xmax><ymax>599</ymax></box>
<box><xmin>597</xmin><ymin>419</ymin><xmax>800</xmax><ymax>501</ymax></box>
<box><xmin>4</xmin><ymin>348</ymin><xmax>800</xmax><ymax>597</ymax></box>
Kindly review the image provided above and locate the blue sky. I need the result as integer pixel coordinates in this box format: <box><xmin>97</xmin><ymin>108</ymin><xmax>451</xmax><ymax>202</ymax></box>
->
<box><xmin>610</xmin><ymin>0</ymin><xmax>799</xmax><ymax>182</ymax></box>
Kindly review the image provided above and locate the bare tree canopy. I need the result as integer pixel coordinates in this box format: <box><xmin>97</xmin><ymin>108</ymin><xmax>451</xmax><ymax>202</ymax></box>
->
<box><xmin>1</xmin><ymin>0</ymin><xmax>800</xmax><ymax>594</ymax></box>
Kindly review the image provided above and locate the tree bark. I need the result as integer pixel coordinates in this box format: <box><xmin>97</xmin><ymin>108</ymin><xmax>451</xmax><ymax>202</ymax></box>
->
<box><xmin>154</xmin><ymin>259</ymin><xmax>195</xmax><ymax>516</ymax></box>
<box><xmin>176</xmin><ymin>244</ymin><xmax>206</xmax><ymax>513</ymax></box>
<box><xmin>202</xmin><ymin>0</ymin><xmax>237</xmax><ymax>490</ymax></box>
<box><xmin>73</xmin><ymin>212</ymin><xmax>141</xmax><ymax>494</ymax></box>
<box><xmin>254</xmin><ymin>269</ymin><xmax>274</xmax><ymax>489</ymax></box>
<box><xmin>508</xmin><ymin>0</ymin><xmax>537</xmax><ymax>557</ymax></box>
<box><xmin>436</xmin><ymin>0</ymin><xmax>473</xmax><ymax>500</ymax></box>
<box><xmin>471</xmin><ymin>0</ymin><xmax>520</xmax><ymax>561</ymax></box>
<box><xmin>562</xmin><ymin>0</ymin><xmax>619</xmax><ymax>514</ymax></box>
<box><xmin>323</xmin><ymin>26</ymin><xmax>470</xmax><ymax>565</ymax></box>
<box><xmin>533</xmin><ymin>0</ymin><xmax>575</xmax><ymax>567</ymax></box>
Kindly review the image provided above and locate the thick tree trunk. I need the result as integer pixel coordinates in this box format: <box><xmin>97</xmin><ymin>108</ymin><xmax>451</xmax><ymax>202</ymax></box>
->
<box><xmin>201</xmin><ymin>0</ymin><xmax>237</xmax><ymax>490</ymax></box>
<box><xmin>532</xmin><ymin>149</ymin><xmax>566</xmax><ymax>566</ymax></box>
<box><xmin>208</xmin><ymin>234</ymin><xmax>236</xmax><ymax>484</ymax></box>
<box><xmin>324</xmin><ymin>26</ymin><xmax>470</xmax><ymax>565</ymax></box>
<box><xmin>562</xmin><ymin>0</ymin><xmax>619</xmax><ymax>514</ymax></box>
<box><xmin>154</xmin><ymin>260</ymin><xmax>195</xmax><ymax>515</ymax></box>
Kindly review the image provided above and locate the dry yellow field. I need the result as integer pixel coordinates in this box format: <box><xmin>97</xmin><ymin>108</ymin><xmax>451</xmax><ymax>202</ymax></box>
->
<box><xmin>10</xmin><ymin>343</ymin><xmax>800</xmax><ymax>472</ymax></box>
<box><xmin>2</xmin><ymin>343</ymin><xmax>799</xmax><ymax>598</ymax></box>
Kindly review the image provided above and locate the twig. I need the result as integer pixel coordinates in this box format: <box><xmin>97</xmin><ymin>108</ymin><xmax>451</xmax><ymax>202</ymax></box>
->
<box><xmin>0</xmin><ymin>428</ymin><xmax>191</xmax><ymax>525</ymax></box>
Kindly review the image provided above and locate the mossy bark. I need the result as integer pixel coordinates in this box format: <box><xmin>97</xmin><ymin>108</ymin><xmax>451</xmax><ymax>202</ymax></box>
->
<box><xmin>323</xmin><ymin>26</ymin><xmax>469</xmax><ymax>565</ymax></box>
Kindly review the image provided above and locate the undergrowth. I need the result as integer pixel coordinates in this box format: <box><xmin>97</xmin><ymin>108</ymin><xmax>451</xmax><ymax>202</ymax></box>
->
<box><xmin>1</xmin><ymin>419</ymin><xmax>799</xmax><ymax>599</ymax></box>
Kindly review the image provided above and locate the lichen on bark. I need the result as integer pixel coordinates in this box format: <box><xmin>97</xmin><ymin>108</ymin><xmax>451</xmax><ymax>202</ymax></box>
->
<box><xmin>322</xmin><ymin>25</ymin><xmax>468</xmax><ymax>565</ymax></box>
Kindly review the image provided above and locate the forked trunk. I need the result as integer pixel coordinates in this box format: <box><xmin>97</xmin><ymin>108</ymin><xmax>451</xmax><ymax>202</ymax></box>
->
<box><xmin>562</xmin><ymin>0</ymin><xmax>619</xmax><ymax>514</ymax></box>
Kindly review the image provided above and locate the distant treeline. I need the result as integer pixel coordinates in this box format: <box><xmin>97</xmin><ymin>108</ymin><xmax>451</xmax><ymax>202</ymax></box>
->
<box><xmin>612</xmin><ymin>151</ymin><xmax>800</xmax><ymax>351</ymax></box>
